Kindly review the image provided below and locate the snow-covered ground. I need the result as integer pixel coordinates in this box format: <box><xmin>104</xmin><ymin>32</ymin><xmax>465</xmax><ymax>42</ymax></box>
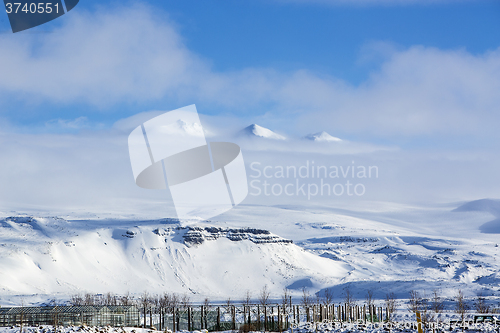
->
<box><xmin>0</xmin><ymin>327</ymin><xmax>152</xmax><ymax>333</ymax></box>
<box><xmin>291</xmin><ymin>321</ymin><xmax>500</xmax><ymax>333</ymax></box>
<box><xmin>2</xmin><ymin>322</ymin><xmax>500</xmax><ymax>333</ymax></box>
<box><xmin>1</xmin><ymin>199</ymin><xmax>500</xmax><ymax>306</ymax></box>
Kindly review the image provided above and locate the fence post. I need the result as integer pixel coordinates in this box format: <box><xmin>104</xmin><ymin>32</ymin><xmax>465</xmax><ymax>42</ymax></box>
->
<box><xmin>205</xmin><ymin>305</ymin><xmax>208</xmax><ymax>329</ymax></box>
<box><xmin>278</xmin><ymin>306</ymin><xmax>281</xmax><ymax>332</ymax></box>
<box><xmin>232</xmin><ymin>305</ymin><xmax>236</xmax><ymax>331</ymax></box>
<box><xmin>285</xmin><ymin>305</ymin><xmax>288</xmax><ymax>330</ymax></box>
<box><xmin>200</xmin><ymin>306</ymin><xmax>203</xmax><ymax>329</ymax></box>
<box><xmin>272</xmin><ymin>306</ymin><xmax>275</xmax><ymax>330</ymax></box>
<box><xmin>217</xmin><ymin>307</ymin><xmax>220</xmax><ymax>331</ymax></box>
<box><xmin>264</xmin><ymin>306</ymin><xmax>268</xmax><ymax>331</ymax></box>
<box><xmin>257</xmin><ymin>305</ymin><xmax>261</xmax><ymax>330</ymax></box>
<box><xmin>174</xmin><ymin>308</ymin><xmax>177</xmax><ymax>332</ymax></box>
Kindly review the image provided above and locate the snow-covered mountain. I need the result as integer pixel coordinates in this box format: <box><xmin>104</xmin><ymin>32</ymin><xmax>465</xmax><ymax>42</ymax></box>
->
<box><xmin>0</xmin><ymin>216</ymin><xmax>348</xmax><ymax>303</ymax></box>
<box><xmin>1</xmin><ymin>199</ymin><xmax>500</xmax><ymax>305</ymax></box>
<box><xmin>241</xmin><ymin>124</ymin><xmax>286</xmax><ymax>140</ymax></box>
<box><xmin>304</xmin><ymin>131</ymin><xmax>342</xmax><ymax>142</ymax></box>
<box><xmin>453</xmin><ymin>199</ymin><xmax>500</xmax><ymax>234</ymax></box>
<box><xmin>161</xmin><ymin>119</ymin><xmax>206</xmax><ymax>137</ymax></box>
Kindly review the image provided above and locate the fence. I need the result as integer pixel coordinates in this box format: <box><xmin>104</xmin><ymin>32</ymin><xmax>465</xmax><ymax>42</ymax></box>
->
<box><xmin>139</xmin><ymin>303</ymin><xmax>392</xmax><ymax>331</ymax></box>
<box><xmin>0</xmin><ymin>305</ymin><xmax>139</xmax><ymax>327</ymax></box>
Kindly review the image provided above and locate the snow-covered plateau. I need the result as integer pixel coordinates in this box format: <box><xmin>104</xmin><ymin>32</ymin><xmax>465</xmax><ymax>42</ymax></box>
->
<box><xmin>1</xmin><ymin>199</ymin><xmax>500</xmax><ymax>306</ymax></box>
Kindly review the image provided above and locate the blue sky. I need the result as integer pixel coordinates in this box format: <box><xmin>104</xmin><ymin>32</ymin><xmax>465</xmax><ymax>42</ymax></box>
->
<box><xmin>157</xmin><ymin>0</ymin><xmax>500</xmax><ymax>81</ymax></box>
<box><xmin>0</xmin><ymin>0</ymin><xmax>500</xmax><ymax>210</ymax></box>
<box><xmin>0</xmin><ymin>0</ymin><xmax>499</xmax><ymax>137</ymax></box>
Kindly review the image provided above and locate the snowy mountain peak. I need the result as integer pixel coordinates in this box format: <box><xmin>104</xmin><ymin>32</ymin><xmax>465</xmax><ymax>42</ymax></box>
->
<box><xmin>242</xmin><ymin>124</ymin><xmax>286</xmax><ymax>140</ymax></box>
<box><xmin>304</xmin><ymin>131</ymin><xmax>342</xmax><ymax>142</ymax></box>
<box><xmin>160</xmin><ymin>119</ymin><xmax>205</xmax><ymax>137</ymax></box>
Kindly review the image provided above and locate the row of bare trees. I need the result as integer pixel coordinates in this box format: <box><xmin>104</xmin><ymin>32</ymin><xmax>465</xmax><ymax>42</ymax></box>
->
<box><xmin>305</xmin><ymin>287</ymin><xmax>494</xmax><ymax>323</ymax></box>
<box><xmin>70</xmin><ymin>292</ymin><xmax>134</xmax><ymax>306</ymax></box>
<box><xmin>69</xmin><ymin>287</ymin><xmax>495</xmax><ymax>327</ymax></box>
<box><xmin>408</xmin><ymin>289</ymin><xmax>493</xmax><ymax>324</ymax></box>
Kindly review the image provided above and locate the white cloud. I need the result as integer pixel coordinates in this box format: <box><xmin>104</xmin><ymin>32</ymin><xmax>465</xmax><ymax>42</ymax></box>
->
<box><xmin>45</xmin><ymin>116</ymin><xmax>92</xmax><ymax>130</ymax></box>
<box><xmin>294</xmin><ymin>46</ymin><xmax>500</xmax><ymax>138</ymax></box>
<box><xmin>0</xmin><ymin>128</ymin><xmax>169</xmax><ymax>212</ymax></box>
<box><xmin>0</xmin><ymin>3</ymin><xmax>497</xmax><ymax>214</ymax></box>
<box><xmin>0</xmin><ymin>4</ymin><xmax>207</xmax><ymax>105</ymax></box>
<box><xmin>0</xmin><ymin>4</ymin><xmax>499</xmax><ymax>143</ymax></box>
<box><xmin>0</xmin><ymin>123</ymin><xmax>498</xmax><ymax>212</ymax></box>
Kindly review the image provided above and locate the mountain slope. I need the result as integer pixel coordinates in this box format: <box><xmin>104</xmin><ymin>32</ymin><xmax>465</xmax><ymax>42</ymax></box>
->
<box><xmin>2</xmin><ymin>199</ymin><xmax>500</xmax><ymax>305</ymax></box>
<box><xmin>0</xmin><ymin>217</ymin><xmax>350</xmax><ymax>301</ymax></box>
<box><xmin>304</xmin><ymin>131</ymin><xmax>342</xmax><ymax>142</ymax></box>
<box><xmin>241</xmin><ymin>124</ymin><xmax>286</xmax><ymax>140</ymax></box>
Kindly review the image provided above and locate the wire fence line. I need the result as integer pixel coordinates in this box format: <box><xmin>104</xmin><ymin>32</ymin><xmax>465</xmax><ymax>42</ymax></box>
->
<box><xmin>142</xmin><ymin>303</ymin><xmax>419</xmax><ymax>331</ymax></box>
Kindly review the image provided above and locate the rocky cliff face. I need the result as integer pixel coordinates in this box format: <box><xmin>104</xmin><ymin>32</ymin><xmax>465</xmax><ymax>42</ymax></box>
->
<box><xmin>183</xmin><ymin>226</ymin><xmax>293</xmax><ymax>245</ymax></box>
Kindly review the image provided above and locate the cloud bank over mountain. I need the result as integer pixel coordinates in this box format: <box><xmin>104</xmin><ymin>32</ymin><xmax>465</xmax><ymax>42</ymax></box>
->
<box><xmin>0</xmin><ymin>4</ymin><xmax>499</xmax><ymax>143</ymax></box>
<box><xmin>0</xmin><ymin>4</ymin><xmax>497</xmax><ymax>211</ymax></box>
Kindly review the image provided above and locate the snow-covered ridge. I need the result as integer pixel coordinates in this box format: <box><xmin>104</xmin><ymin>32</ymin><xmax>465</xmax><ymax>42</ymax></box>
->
<box><xmin>241</xmin><ymin>124</ymin><xmax>286</xmax><ymax>140</ymax></box>
<box><xmin>183</xmin><ymin>226</ymin><xmax>293</xmax><ymax>245</ymax></box>
<box><xmin>453</xmin><ymin>199</ymin><xmax>500</xmax><ymax>234</ymax></box>
<box><xmin>0</xmin><ymin>215</ymin><xmax>347</xmax><ymax>303</ymax></box>
<box><xmin>161</xmin><ymin>119</ymin><xmax>205</xmax><ymax>137</ymax></box>
<box><xmin>2</xmin><ymin>199</ymin><xmax>500</xmax><ymax>305</ymax></box>
<box><xmin>304</xmin><ymin>131</ymin><xmax>342</xmax><ymax>142</ymax></box>
<box><xmin>239</xmin><ymin>125</ymin><xmax>345</xmax><ymax>143</ymax></box>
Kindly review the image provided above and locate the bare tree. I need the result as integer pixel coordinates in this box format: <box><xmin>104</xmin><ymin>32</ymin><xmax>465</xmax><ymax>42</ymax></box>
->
<box><xmin>171</xmin><ymin>293</ymin><xmax>179</xmax><ymax>312</ymax></box>
<box><xmin>94</xmin><ymin>294</ymin><xmax>104</xmax><ymax>306</ymax></box>
<box><xmin>323</xmin><ymin>289</ymin><xmax>334</xmax><ymax>307</ymax></box>
<box><xmin>366</xmin><ymin>290</ymin><xmax>374</xmax><ymax>308</ymax></box>
<box><xmin>343</xmin><ymin>288</ymin><xmax>356</xmax><ymax>307</ymax></box>
<box><xmin>315</xmin><ymin>293</ymin><xmax>321</xmax><ymax>307</ymax></box>
<box><xmin>70</xmin><ymin>294</ymin><xmax>83</xmax><ymax>306</ymax></box>
<box><xmin>160</xmin><ymin>293</ymin><xmax>171</xmax><ymax>309</ymax></box>
<box><xmin>474</xmin><ymin>292</ymin><xmax>490</xmax><ymax>314</ymax></box>
<box><xmin>158</xmin><ymin>293</ymin><xmax>170</xmax><ymax>330</ymax></box>
<box><xmin>408</xmin><ymin>290</ymin><xmax>432</xmax><ymax>325</ymax></box>
<box><xmin>204</xmin><ymin>297</ymin><xmax>210</xmax><ymax>309</ymax></box>
<box><xmin>301</xmin><ymin>287</ymin><xmax>312</xmax><ymax>308</ymax></box>
<box><xmin>244</xmin><ymin>291</ymin><xmax>252</xmax><ymax>307</ymax></box>
<box><xmin>385</xmin><ymin>293</ymin><xmax>397</xmax><ymax>322</ymax></box>
<box><xmin>259</xmin><ymin>285</ymin><xmax>270</xmax><ymax>307</ymax></box>
<box><xmin>301</xmin><ymin>287</ymin><xmax>312</xmax><ymax>322</ymax></box>
<box><xmin>181</xmin><ymin>293</ymin><xmax>191</xmax><ymax>309</ymax></box>
<box><xmin>282</xmin><ymin>288</ymin><xmax>290</xmax><ymax>309</ymax></box>
<box><xmin>455</xmin><ymin>290</ymin><xmax>469</xmax><ymax>323</ymax></box>
<box><xmin>120</xmin><ymin>292</ymin><xmax>132</xmax><ymax>306</ymax></box>
<box><xmin>105</xmin><ymin>292</ymin><xmax>117</xmax><ymax>306</ymax></box>
<box><xmin>84</xmin><ymin>293</ymin><xmax>94</xmax><ymax>306</ymax></box>
<box><xmin>152</xmin><ymin>294</ymin><xmax>161</xmax><ymax>328</ymax></box>
<box><xmin>139</xmin><ymin>292</ymin><xmax>150</xmax><ymax>328</ymax></box>
<box><xmin>408</xmin><ymin>290</ymin><xmax>420</xmax><ymax>315</ymax></box>
<box><xmin>431</xmin><ymin>290</ymin><xmax>444</xmax><ymax>318</ymax></box>
<box><xmin>226</xmin><ymin>297</ymin><xmax>232</xmax><ymax>315</ymax></box>
<box><xmin>259</xmin><ymin>285</ymin><xmax>271</xmax><ymax>330</ymax></box>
